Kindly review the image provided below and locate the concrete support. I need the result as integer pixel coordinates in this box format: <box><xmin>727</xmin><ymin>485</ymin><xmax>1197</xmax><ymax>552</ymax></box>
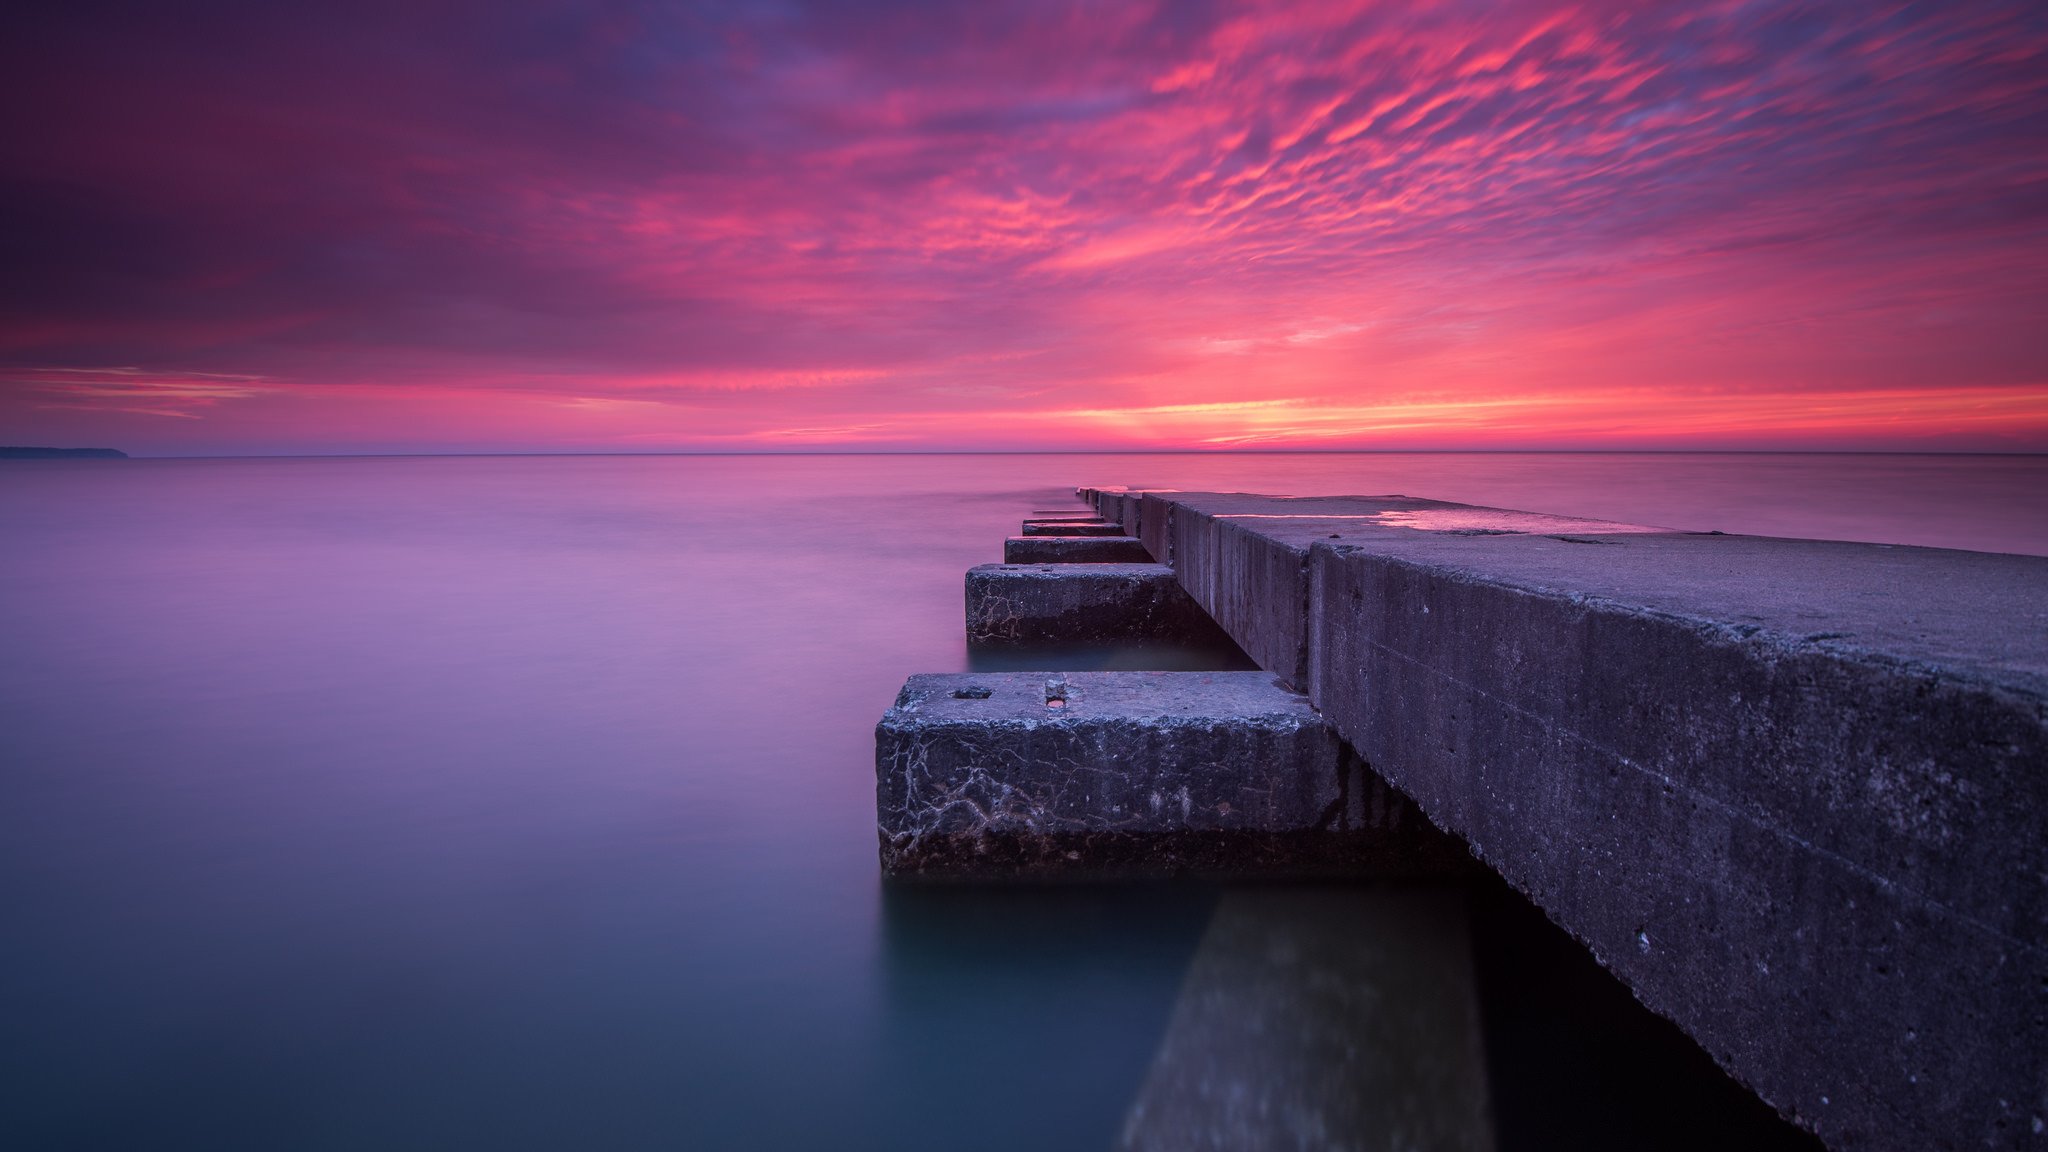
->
<box><xmin>1120</xmin><ymin>888</ymin><xmax>1493</xmax><ymax>1152</ymax></box>
<box><xmin>1077</xmin><ymin>487</ymin><xmax>2048</xmax><ymax>1152</ymax></box>
<box><xmin>1021</xmin><ymin>520</ymin><xmax>1124</xmax><ymax>536</ymax></box>
<box><xmin>965</xmin><ymin>562</ymin><xmax>1217</xmax><ymax>646</ymax></box>
<box><xmin>1078</xmin><ymin>486</ymin><xmax>1170</xmax><ymax>540</ymax></box>
<box><xmin>876</xmin><ymin>671</ymin><xmax>1465</xmax><ymax>879</ymax></box>
<box><xmin>1002</xmin><ymin>535</ymin><xmax>1152</xmax><ymax>564</ymax></box>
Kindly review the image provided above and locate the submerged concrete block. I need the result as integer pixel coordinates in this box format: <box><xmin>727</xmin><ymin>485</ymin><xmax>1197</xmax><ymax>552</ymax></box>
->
<box><xmin>875</xmin><ymin>671</ymin><xmax>1465</xmax><ymax>879</ymax></box>
<box><xmin>1002</xmin><ymin>535</ymin><xmax>1152</xmax><ymax>564</ymax></box>
<box><xmin>1120</xmin><ymin>889</ymin><xmax>1493</xmax><ymax>1152</ymax></box>
<box><xmin>1021</xmin><ymin>519</ymin><xmax>1123</xmax><ymax>536</ymax></box>
<box><xmin>965</xmin><ymin>562</ymin><xmax>1215</xmax><ymax>646</ymax></box>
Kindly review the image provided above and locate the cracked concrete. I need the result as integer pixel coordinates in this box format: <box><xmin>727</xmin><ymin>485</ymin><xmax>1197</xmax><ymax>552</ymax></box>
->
<box><xmin>965</xmin><ymin>563</ymin><xmax>1233</xmax><ymax>648</ymax></box>
<box><xmin>1002</xmin><ymin>535</ymin><xmax>1152</xmax><ymax>564</ymax></box>
<box><xmin>876</xmin><ymin>671</ymin><xmax>1466</xmax><ymax>880</ymax></box>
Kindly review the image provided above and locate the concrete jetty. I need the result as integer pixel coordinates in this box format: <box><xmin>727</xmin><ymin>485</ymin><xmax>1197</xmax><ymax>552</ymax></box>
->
<box><xmin>876</xmin><ymin>671</ymin><xmax>1462</xmax><ymax>879</ymax></box>
<box><xmin>1078</xmin><ymin>486</ymin><xmax>2048</xmax><ymax>1152</ymax></box>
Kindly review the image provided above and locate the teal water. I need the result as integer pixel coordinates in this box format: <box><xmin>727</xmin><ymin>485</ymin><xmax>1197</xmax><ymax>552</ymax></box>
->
<box><xmin>2</xmin><ymin>452</ymin><xmax>2036</xmax><ymax>1149</ymax></box>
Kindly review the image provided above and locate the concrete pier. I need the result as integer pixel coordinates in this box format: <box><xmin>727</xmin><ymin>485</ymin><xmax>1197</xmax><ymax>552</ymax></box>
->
<box><xmin>966</xmin><ymin>562</ymin><xmax>1220</xmax><ymax>647</ymax></box>
<box><xmin>1002</xmin><ymin>535</ymin><xmax>1152</xmax><ymax>564</ymax></box>
<box><xmin>876</xmin><ymin>671</ymin><xmax>1464</xmax><ymax>879</ymax></box>
<box><xmin>1080</xmin><ymin>486</ymin><xmax>2048</xmax><ymax>1152</ymax></box>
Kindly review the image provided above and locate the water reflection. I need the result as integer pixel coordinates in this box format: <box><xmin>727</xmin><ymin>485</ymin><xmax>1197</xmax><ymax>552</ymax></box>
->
<box><xmin>1120</xmin><ymin>885</ymin><xmax>1492</xmax><ymax>1151</ymax></box>
<box><xmin>877</xmin><ymin>882</ymin><xmax>1217</xmax><ymax>1145</ymax></box>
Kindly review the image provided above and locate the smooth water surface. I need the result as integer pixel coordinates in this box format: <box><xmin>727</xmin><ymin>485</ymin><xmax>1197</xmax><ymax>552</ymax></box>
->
<box><xmin>1</xmin><ymin>453</ymin><xmax>2038</xmax><ymax>1149</ymax></box>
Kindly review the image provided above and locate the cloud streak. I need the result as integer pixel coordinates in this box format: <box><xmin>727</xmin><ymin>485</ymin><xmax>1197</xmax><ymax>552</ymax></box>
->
<box><xmin>2</xmin><ymin>0</ymin><xmax>2044</xmax><ymax>452</ymax></box>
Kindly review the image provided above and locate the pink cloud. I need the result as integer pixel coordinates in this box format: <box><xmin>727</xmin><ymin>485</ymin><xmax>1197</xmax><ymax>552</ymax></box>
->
<box><xmin>2</xmin><ymin>1</ymin><xmax>2044</xmax><ymax>453</ymax></box>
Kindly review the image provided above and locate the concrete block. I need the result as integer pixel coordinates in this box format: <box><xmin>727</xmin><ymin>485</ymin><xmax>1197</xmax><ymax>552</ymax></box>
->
<box><xmin>1163</xmin><ymin>494</ymin><xmax>1364</xmax><ymax>688</ymax></box>
<box><xmin>875</xmin><ymin>671</ymin><xmax>1466</xmax><ymax>879</ymax></box>
<box><xmin>1085</xmin><ymin>487</ymin><xmax>1168</xmax><ymax>538</ymax></box>
<box><xmin>1003</xmin><ymin>535</ymin><xmax>1152</xmax><ymax>564</ymax></box>
<box><xmin>1091</xmin><ymin>489</ymin><xmax>1128</xmax><ymax>529</ymax></box>
<box><xmin>1138</xmin><ymin>492</ymin><xmax>1178</xmax><ymax>563</ymax></box>
<box><xmin>965</xmin><ymin>563</ymin><xmax>1219</xmax><ymax>646</ymax></box>
<box><xmin>1163</xmin><ymin>493</ymin><xmax>1537</xmax><ymax>690</ymax></box>
<box><xmin>1021</xmin><ymin>519</ymin><xmax>1123</xmax><ymax>536</ymax></box>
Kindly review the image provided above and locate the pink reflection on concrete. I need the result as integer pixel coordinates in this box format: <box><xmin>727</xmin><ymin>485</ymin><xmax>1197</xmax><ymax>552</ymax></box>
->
<box><xmin>1367</xmin><ymin>509</ymin><xmax>1668</xmax><ymax>535</ymax></box>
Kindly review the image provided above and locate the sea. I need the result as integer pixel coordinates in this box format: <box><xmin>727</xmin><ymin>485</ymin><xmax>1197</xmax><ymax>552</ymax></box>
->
<box><xmin>2</xmin><ymin>452</ymin><xmax>2041</xmax><ymax>1150</ymax></box>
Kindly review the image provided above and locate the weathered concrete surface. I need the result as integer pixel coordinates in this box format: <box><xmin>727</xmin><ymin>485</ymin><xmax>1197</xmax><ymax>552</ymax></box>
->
<box><xmin>1079</xmin><ymin>487</ymin><xmax>2048</xmax><ymax>1152</ymax></box>
<box><xmin>1084</xmin><ymin>488</ymin><xmax>1132</xmax><ymax>532</ymax></box>
<box><xmin>1120</xmin><ymin>888</ymin><xmax>1493</xmax><ymax>1152</ymax></box>
<box><xmin>876</xmin><ymin>671</ymin><xmax>1466</xmax><ymax>879</ymax></box>
<box><xmin>1138</xmin><ymin>492</ymin><xmax>1179</xmax><ymax>563</ymax></box>
<box><xmin>1077</xmin><ymin>486</ymin><xmax>1180</xmax><ymax>550</ymax></box>
<box><xmin>1002</xmin><ymin>535</ymin><xmax>1152</xmax><ymax>564</ymax></box>
<box><xmin>1021</xmin><ymin>519</ymin><xmax>1125</xmax><ymax>536</ymax></box>
<box><xmin>965</xmin><ymin>562</ymin><xmax>1222</xmax><ymax>647</ymax></box>
<box><xmin>1081</xmin><ymin>486</ymin><xmax>1143</xmax><ymax>537</ymax></box>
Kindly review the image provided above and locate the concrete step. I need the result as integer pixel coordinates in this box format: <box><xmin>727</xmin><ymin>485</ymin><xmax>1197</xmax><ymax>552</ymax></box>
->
<box><xmin>1022</xmin><ymin>519</ymin><xmax>1124</xmax><ymax>536</ymax></box>
<box><xmin>875</xmin><ymin>671</ymin><xmax>1467</xmax><ymax>880</ymax></box>
<box><xmin>1002</xmin><ymin>535</ymin><xmax>1152</xmax><ymax>564</ymax></box>
<box><xmin>966</xmin><ymin>562</ymin><xmax>1219</xmax><ymax>647</ymax></box>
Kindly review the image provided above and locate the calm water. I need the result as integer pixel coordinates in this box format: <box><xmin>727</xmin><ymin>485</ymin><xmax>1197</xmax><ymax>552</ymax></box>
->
<box><xmin>2</xmin><ymin>453</ymin><xmax>2039</xmax><ymax>1150</ymax></box>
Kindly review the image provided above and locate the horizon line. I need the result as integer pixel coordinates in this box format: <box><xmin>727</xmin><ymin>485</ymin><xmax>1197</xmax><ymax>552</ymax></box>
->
<box><xmin>9</xmin><ymin>447</ymin><xmax>2048</xmax><ymax>461</ymax></box>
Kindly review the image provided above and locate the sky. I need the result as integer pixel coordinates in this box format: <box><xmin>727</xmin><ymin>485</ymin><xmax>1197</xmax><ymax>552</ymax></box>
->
<box><xmin>2</xmin><ymin>0</ymin><xmax>2046</xmax><ymax>455</ymax></box>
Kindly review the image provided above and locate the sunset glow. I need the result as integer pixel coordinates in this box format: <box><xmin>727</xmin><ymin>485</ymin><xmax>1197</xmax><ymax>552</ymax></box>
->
<box><xmin>4</xmin><ymin>1</ymin><xmax>2046</xmax><ymax>453</ymax></box>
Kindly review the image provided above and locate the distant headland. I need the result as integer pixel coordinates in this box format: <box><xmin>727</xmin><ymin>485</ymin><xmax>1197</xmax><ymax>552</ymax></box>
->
<box><xmin>1</xmin><ymin>446</ymin><xmax>129</xmax><ymax>459</ymax></box>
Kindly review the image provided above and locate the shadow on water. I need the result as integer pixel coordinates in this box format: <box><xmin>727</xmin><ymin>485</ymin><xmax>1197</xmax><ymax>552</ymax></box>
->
<box><xmin>877</xmin><ymin>872</ymin><xmax>1824</xmax><ymax>1150</ymax></box>
<box><xmin>967</xmin><ymin>638</ymin><xmax>1261</xmax><ymax>674</ymax></box>
<box><xmin>1469</xmin><ymin>872</ymin><xmax>1825</xmax><ymax>1152</ymax></box>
